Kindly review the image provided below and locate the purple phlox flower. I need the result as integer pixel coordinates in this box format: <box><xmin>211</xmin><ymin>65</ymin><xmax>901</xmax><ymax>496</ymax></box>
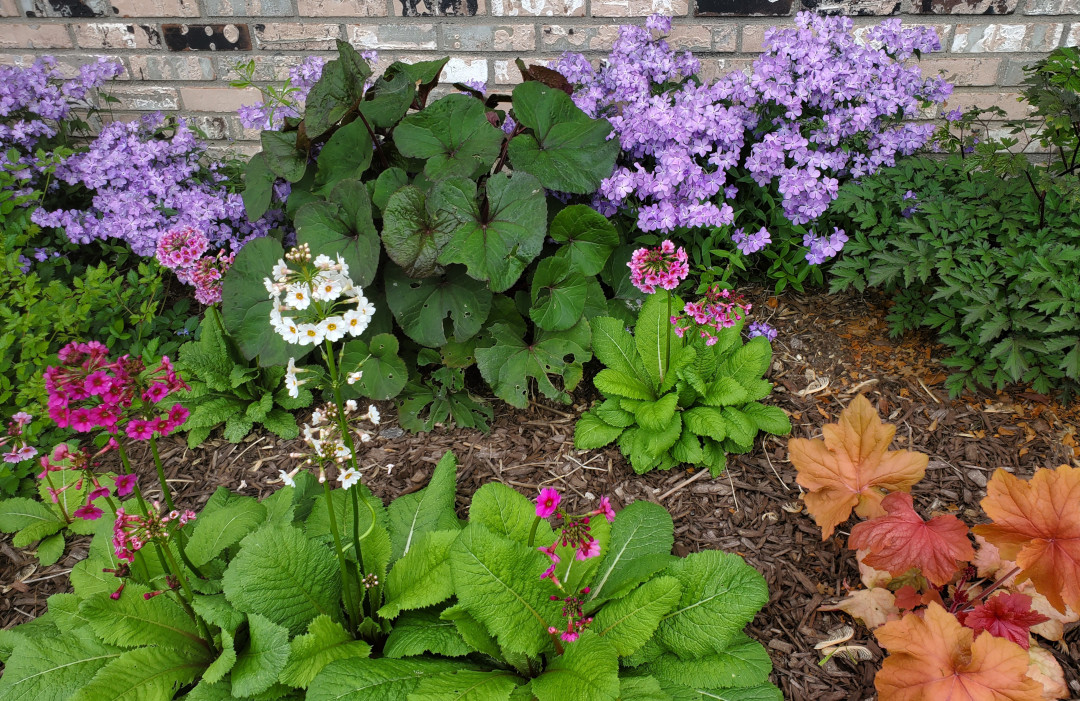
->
<box><xmin>747</xmin><ymin>321</ymin><xmax>778</xmax><ymax>341</ymax></box>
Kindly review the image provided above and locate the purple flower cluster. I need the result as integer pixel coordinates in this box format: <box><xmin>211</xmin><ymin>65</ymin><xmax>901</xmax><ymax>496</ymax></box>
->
<box><xmin>237</xmin><ymin>56</ymin><xmax>329</xmax><ymax>130</ymax></box>
<box><xmin>732</xmin><ymin>227</ymin><xmax>771</xmax><ymax>255</ymax></box>
<box><xmin>802</xmin><ymin>227</ymin><xmax>848</xmax><ymax>264</ymax></box>
<box><xmin>32</xmin><ymin>113</ymin><xmax>280</xmax><ymax>258</ymax></box>
<box><xmin>746</xmin><ymin>321</ymin><xmax>778</xmax><ymax>342</ymax></box>
<box><xmin>554</xmin><ymin>13</ymin><xmax>951</xmax><ymax>261</ymax></box>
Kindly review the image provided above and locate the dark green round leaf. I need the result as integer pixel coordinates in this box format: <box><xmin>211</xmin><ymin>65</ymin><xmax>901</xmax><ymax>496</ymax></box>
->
<box><xmin>381</xmin><ymin>186</ymin><xmax>456</xmax><ymax>278</ymax></box>
<box><xmin>242</xmin><ymin>152</ymin><xmax>275</xmax><ymax>221</ymax></box>
<box><xmin>530</xmin><ymin>256</ymin><xmax>587</xmax><ymax>331</ymax></box>
<box><xmin>434</xmin><ymin>172</ymin><xmax>547</xmax><ymax>293</ymax></box>
<box><xmin>261</xmin><ymin>131</ymin><xmax>308</xmax><ymax>183</ymax></box>
<box><xmin>506</xmin><ymin>81</ymin><xmax>619</xmax><ymax>194</ymax></box>
<box><xmin>295</xmin><ymin>187</ymin><xmax>379</xmax><ymax>287</ymax></box>
<box><xmin>341</xmin><ymin>333</ymin><xmax>408</xmax><ymax>400</ymax></box>
<box><xmin>221</xmin><ymin>237</ymin><xmax>309</xmax><ymax>366</ymax></box>
<box><xmin>550</xmin><ymin>204</ymin><xmax>619</xmax><ymax>275</ymax></box>
<box><xmin>385</xmin><ymin>263</ymin><xmax>491</xmax><ymax>348</ymax></box>
<box><xmin>393</xmin><ymin>94</ymin><xmax>504</xmax><ymax>180</ymax></box>
<box><xmin>303</xmin><ymin>41</ymin><xmax>370</xmax><ymax>138</ymax></box>
<box><xmin>358</xmin><ymin>64</ymin><xmax>415</xmax><ymax>129</ymax></box>
<box><xmin>372</xmin><ymin>167</ymin><xmax>409</xmax><ymax>212</ymax></box>
<box><xmin>316</xmin><ymin>119</ymin><xmax>373</xmax><ymax>188</ymax></box>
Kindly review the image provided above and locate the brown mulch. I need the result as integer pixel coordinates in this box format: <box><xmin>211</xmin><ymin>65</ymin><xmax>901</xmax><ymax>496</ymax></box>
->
<box><xmin>3</xmin><ymin>287</ymin><xmax>1079</xmax><ymax>700</ymax></box>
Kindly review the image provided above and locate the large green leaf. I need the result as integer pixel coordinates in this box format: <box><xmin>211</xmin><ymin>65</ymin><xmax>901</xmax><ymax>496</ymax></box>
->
<box><xmin>450</xmin><ymin>523</ymin><xmax>561</xmax><ymax>657</ymax></box>
<box><xmin>474</xmin><ymin>319</ymin><xmax>591</xmax><ymax>409</ymax></box>
<box><xmin>530</xmin><ymin>632</ymin><xmax>620</xmax><ymax>701</ymax></box>
<box><xmin>394</xmin><ymin>93</ymin><xmax>504</xmax><ymax>180</ymax></box>
<box><xmin>0</xmin><ymin>497</ymin><xmax>63</xmax><ymax>546</ymax></box>
<box><xmin>280</xmin><ymin>615</ymin><xmax>370</xmax><ymax>689</ymax></box>
<box><xmin>383</xmin><ymin>608</ymin><xmax>472</xmax><ymax>658</ymax></box>
<box><xmin>358</xmin><ymin>62</ymin><xmax>416</xmax><ymax>129</ymax></box>
<box><xmin>316</xmin><ymin>118</ymin><xmax>373</xmax><ymax>188</ymax></box>
<box><xmin>409</xmin><ymin>669</ymin><xmax>523</xmax><ymax>701</ymax></box>
<box><xmin>588</xmin><ymin>501</ymin><xmax>675</xmax><ymax>604</ymax></box>
<box><xmin>644</xmin><ymin>633</ymin><xmax>773</xmax><ymax>690</ymax></box>
<box><xmin>549</xmin><ymin>204</ymin><xmax>619</xmax><ymax>275</ymax></box>
<box><xmin>379</xmin><ymin>529</ymin><xmax>459</xmax><ymax>619</ymax></box>
<box><xmin>222</xmin><ymin>525</ymin><xmax>342</xmax><ymax>636</ymax></box>
<box><xmin>294</xmin><ymin>191</ymin><xmax>379</xmax><ymax>288</ymax></box>
<box><xmin>655</xmin><ymin>551</ymin><xmax>768</xmax><ymax>658</ymax></box>
<box><xmin>185</xmin><ymin>495</ymin><xmax>266</xmax><ymax>567</ymax></box>
<box><xmin>242</xmin><ymin>152</ymin><xmax>275</xmax><ymax>220</ymax></box>
<box><xmin>574</xmin><ymin>410</ymin><xmax>624</xmax><ymax>450</ymax></box>
<box><xmin>530</xmin><ymin>256</ymin><xmax>587</xmax><ymax>331</ymax></box>
<box><xmin>434</xmin><ymin>172</ymin><xmax>547</xmax><ymax>293</ymax></box>
<box><xmin>340</xmin><ymin>333</ymin><xmax>408</xmax><ymax>401</ymax></box>
<box><xmin>467</xmin><ymin>482</ymin><xmax>554</xmax><ymax>546</ymax></box>
<box><xmin>722</xmin><ymin>338</ymin><xmax>772</xmax><ymax>388</ymax></box>
<box><xmin>636</xmin><ymin>291</ymin><xmax>683</xmax><ymax>389</ymax></box>
<box><xmin>384</xmin><ymin>264</ymin><xmax>491</xmax><ymax>347</ymax></box>
<box><xmin>634</xmin><ymin>393</ymin><xmax>679</xmax><ymax>432</ymax></box>
<box><xmin>380</xmin><ymin>186</ymin><xmax>456</xmax><ymax>278</ymax></box>
<box><xmin>595</xmin><ymin>575</ymin><xmax>681</xmax><ymax>657</ymax></box>
<box><xmin>261</xmin><ymin>130</ymin><xmax>308</xmax><ymax>183</ymax></box>
<box><xmin>386</xmin><ymin>450</ymin><xmax>459</xmax><ymax>561</ymax></box>
<box><xmin>232</xmin><ymin>613</ymin><xmax>291</xmax><ymax>697</ymax></box>
<box><xmin>439</xmin><ymin>604</ymin><xmax>502</xmax><ymax>660</ymax></box>
<box><xmin>507</xmin><ymin>81</ymin><xmax>619</xmax><ymax>194</ymax></box>
<box><xmin>221</xmin><ymin>237</ymin><xmax>307</xmax><ymax>366</ymax></box>
<box><xmin>80</xmin><ymin>591</ymin><xmax>206</xmax><ymax>655</ymax></box>
<box><xmin>590</xmin><ymin>316</ymin><xmax>645</xmax><ymax>379</ymax></box>
<box><xmin>307</xmin><ymin>657</ymin><xmax>463</xmax><ymax>701</ymax></box>
<box><xmin>303</xmin><ymin>40</ymin><xmax>370</xmax><ymax>138</ymax></box>
<box><xmin>0</xmin><ymin>627</ymin><xmax>121</xmax><ymax>700</ymax></box>
<box><xmin>71</xmin><ymin>645</ymin><xmax>208</xmax><ymax>701</ymax></box>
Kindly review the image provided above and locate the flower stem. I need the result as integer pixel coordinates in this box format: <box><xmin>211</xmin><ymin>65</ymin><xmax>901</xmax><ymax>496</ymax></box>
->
<box><xmin>148</xmin><ymin>436</ymin><xmax>174</xmax><ymax>511</ymax></box>
<box><xmin>323</xmin><ymin>478</ymin><xmax>359</xmax><ymax>634</ymax></box>
<box><xmin>527</xmin><ymin>516</ymin><xmax>541</xmax><ymax>548</ymax></box>
<box><xmin>161</xmin><ymin>542</ymin><xmax>215</xmax><ymax>651</ymax></box>
<box><xmin>663</xmin><ymin>290</ymin><xmax>672</xmax><ymax>386</ymax></box>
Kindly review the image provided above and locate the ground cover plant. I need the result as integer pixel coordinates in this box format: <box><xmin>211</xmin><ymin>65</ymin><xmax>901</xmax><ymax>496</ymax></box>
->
<box><xmin>829</xmin><ymin>46</ymin><xmax>1080</xmax><ymax>399</ymax></box>
<box><xmin>554</xmin><ymin>13</ymin><xmax>952</xmax><ymax>292</ymax></box>
<box><xmin>790</xmin><ymin>395</ymin><xmax>1078</xmax><ymax>699</ymax></box>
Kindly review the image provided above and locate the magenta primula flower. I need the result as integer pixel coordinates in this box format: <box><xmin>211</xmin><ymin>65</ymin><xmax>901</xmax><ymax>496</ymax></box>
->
<box><xmin>596</xmin><ymin>496</ymin><xmax>616</xmax><ymax>523</ymax></box>
<box><xmin>74</xmin><ymin>503</ymin><xmax>103</xmax><ymax>520</ymax></box>
<box><xmin>628</xmin><ymin>240</ymin><xmax>689</xmax><ymax>295</ymax></box>
<box><xmin>575</xmin><ymin>538</ymin><xmax>601</xmax><ymax>561</ymax></box>
<box><xmin>536</xmin><ymin>488</ymin><xmax>561</xmax><ymax>518</ymax></box>
<box><xmin>114</xmin><ymin>473</ymin><xmax>138</xmax><ymax>497</ymax></box>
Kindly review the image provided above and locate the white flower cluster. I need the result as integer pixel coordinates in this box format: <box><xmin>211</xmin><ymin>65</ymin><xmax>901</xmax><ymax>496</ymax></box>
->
<box><xmin>277</xmin><ymin>400</ymin><xmax>382</xmax><ymax>491</ymax></box>
<box><xmin>265</xmin><ymin>244</ymin><xmax>376</xmax><ymax>347</ymax></box>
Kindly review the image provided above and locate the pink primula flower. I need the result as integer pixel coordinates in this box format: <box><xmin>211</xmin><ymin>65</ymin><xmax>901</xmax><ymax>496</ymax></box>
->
<box><xmin>535</xmin><ymin>488</ymin><xmax>561</xmax><ymax>518</ymax></box>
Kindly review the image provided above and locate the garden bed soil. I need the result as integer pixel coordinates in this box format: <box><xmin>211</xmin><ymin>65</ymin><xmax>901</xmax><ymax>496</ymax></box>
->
<box><xmin>4</xmin><ymin>287</ymin><xmax>1079</xmax><ymax>700</ymax></box>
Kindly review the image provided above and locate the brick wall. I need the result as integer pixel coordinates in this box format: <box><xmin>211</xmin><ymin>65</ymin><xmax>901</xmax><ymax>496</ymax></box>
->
<box><xmin>1</xmin><ymin>0</ymin><xmax>1077</xmax><ymax>151</ymax></box>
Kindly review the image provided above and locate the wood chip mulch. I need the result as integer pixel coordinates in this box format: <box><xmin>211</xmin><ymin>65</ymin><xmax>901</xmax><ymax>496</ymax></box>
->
<box><xmin>3</xmin><ymin>287</ymin><xmax>1079</xmax><ymax>700</ymax></box>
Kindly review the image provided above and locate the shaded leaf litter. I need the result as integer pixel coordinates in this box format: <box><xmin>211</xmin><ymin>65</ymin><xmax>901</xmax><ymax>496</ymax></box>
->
<box><xmin>3</xmin><ymin>288</ymin><xmax>1078</xmax><ymax>699</ymax></box>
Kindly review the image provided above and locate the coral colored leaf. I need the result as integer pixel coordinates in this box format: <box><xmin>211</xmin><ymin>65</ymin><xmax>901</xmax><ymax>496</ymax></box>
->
<box><xmin>789</xmin><ymin>395</ymin><xmax>928</xmax><ymax>539</ymax></box>
<box><xmin>962</xmin><ymin>593</ymin><xmax>1048</xmax><ymax>650</ymax></box>
<box><xmin>848</xmin><ymin>492</ymin><xmax>974</xmax><ymax>587</ymax></box>
<box><xmin>1026</xmin><ymin>644</ymin><xmax>1068</xmax><ymax>700</ymax></box>
<box><xmin>973</xmin><ymin>465</ymin><xmax>1080</xmax><ymax>614</ymax></box>
<box><xmin>874</xmin><ymin>602</ymin><xmax>1043</xmax><ymax>701</ymax></box>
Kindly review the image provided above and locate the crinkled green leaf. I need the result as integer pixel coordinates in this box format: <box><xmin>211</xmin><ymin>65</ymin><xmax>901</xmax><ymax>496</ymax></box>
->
<box><xmin>261</xmin><ymin>131</ymin><xmax>307</xmax><ymax>183</ymax></box>
<box><xmin>530</xmin><ymin>631</ymin><xmax>619</xmax><ymax>701</ymax></box>
<box><xmin>644</xmin><ymin>633</ymin><xmax>772</xmax><ymax>690</ymax></box>
<box><xmin>595</xmin><ymin>575</ymin><xmax>681</xmax><ymax>657</ymax></box>
<box><xmin>738</xmin><ymin>402</ymin><xmax>790</xmax><ymax>436</ymax></box>
<box><xmin>722</xmin><ymin>338</ymin><xmax>772</xmax><ymax>388</ymax></box>
<box><xmin>467</xmin><ymin>482</ymin><xmax>554</xmax><ymax>547</ymax></box>
<box><xmin>386</xmin><ymin>450</ymin><xmax>459</xmax><ymax>562</ymax></box>
<box><xmin>383</xmin><ymin>608</ymin><xmax>472</xmax><ymax>658</ymax></box>
<box><xmin>636</xmin><ymin>291</ymin><xmax>684</xmax><ymax>390</ymax></box>
<box><xmin>280</xmin><ymin>615</ymin><xmax>370</xmax><ymax>689</ymax></box>
<box><xmin>574</xmin><ymin>411</ymin><xmax>624</xmax><ymax>450</ymax></box>
<box><xmin>232</xmin><ymin>613</ymin><xmax>291</xmax><ymax>698</ymax></box>
<box><xmin>0</xmin><ymin>626</ymin><xmax>121</xmax><ymax>700</ymax></box>
<box><xmin>634</xmin><ymin>393</ymin><xmax>679</xmax><ymax>432</ymax></box>
<box><xmin>439</xmin><ymin>604</ymin><xmax>502</xmax><ymax>660</ymax></box>
<box><xmin>408</xmin><ymin>669</ymin><xmax>522</xmax><ymax>701</ymax></box>
<box><xmin>307</xmin><ymin>657</ymin><xmax>464</xmax><ymax>701</ymax></box>
<box><xmin>0</xmin><ymin>497</ymin><xmax>63</xmax><ymax>546</ymax></box>
<box><xmin>203</xmin><ymin>628</ymin><xmax>235</xmax><ymax>684</ymax></box>
<box><xmin>619</xmin><ymin>676</ymin><xmax>670</xmax><ymax>701</ymax></box>
<box><xmin>379</xmin><ymin>529</ymin><xmax>459</xmax><ymax>619</ymax></box>
<box><xmin>80</xmin><ymin>589</ymin><xmax>206</xmax><ymax>654</ymax></box>
<box><xmin>589</xmin><ymin>501</ymin><xmax>675</xmax><ymax>604</ymax></box>
<box><xmin>71</xmin><ymin>645</ymin><xmax>209</xmax><ymax>701</ymax></box>
<box><xmin>186</xmin><ymin>495</ymin><xmax>266</xmax><ymax>567</ymax></box>
<box><xmin>381</xmin><ymin>186</ymin><xmax>457</xmax><ymax>279</ymax></box>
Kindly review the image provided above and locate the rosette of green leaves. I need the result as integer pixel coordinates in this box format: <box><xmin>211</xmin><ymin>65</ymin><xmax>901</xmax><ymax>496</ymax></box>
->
<box><xmin>574</xmin><ymin>295</ymin><xmax>791</xmax><ymax>475</ymax></box>
<box><xmin>397</xmin><ymin>348</ymin><xmax>493</xmax><ymax>433</ymax></box>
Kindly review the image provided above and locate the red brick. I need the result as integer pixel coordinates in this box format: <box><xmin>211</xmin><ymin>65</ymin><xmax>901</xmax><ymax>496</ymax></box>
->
<box><xmin>0</xmin><ymin>23</ymin><xmax>73</xmax><ymax>49</ymax></box>
<box><xmin>112</xmin><ymin>0</ymin><xmax>200</xmax><ymax>17</ymax></box>
<box><xmin>252</xmin><ymin>23</ymin><xmax>342</xmax><ymax>50</ymax></box>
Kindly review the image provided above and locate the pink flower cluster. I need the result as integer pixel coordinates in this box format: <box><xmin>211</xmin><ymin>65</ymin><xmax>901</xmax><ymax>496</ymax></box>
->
<box><xmin>1</xmin><ymin>412</ymin><xmax>37</xmax><ymax>464</ymax></box>
<box><xmin>113</xmin><ymin>502</ymin><xmax>195</xmax><ymax>563</ymax></box>
<box><xmin>45</xmin><ymin>341</ymin><xmax>191</xmax><ymax>440</ymax></box>
<box><xmin>628</xmin><ymin>240</ymin><xmax>689</xmax><ymax>295</ymax></box>
<box><xmin>533</xmin><ymin>489</ymin><xmax>618</xmax><ymax>642</ymax></box>
<box><xmin>37</xmin><ymin>442</ymin><xmax>137</xmax><ymax>521</ymax></box>
<box><xmin>154</xmin><ymin>226</ymin><xmax>235</xmax><ymax>305</ymax></box>
<box><xmin>670</xmin><ymin>285</ymin><xmax>752</xmax><ymax>346</ymax></box>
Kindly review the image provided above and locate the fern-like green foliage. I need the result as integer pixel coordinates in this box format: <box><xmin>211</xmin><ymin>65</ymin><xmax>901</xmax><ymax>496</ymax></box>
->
<box><xmin>397</xmin><ymin>349</ymin><xmax>493</xmax><ymax>433</ymax></box>
<box><xmin>575</xmin><ymin>294</ymin><xmax>790</xmax><ymax>476</ymax></box>
<box><xmin>176</xmin><ymin>310</ymin><xmax>312</xmax><ymax>448</ymax></box>
<box><xmin>0</xmin><ymin>450</ymin><xmax>778</xmax><ymax>700</ymax></box>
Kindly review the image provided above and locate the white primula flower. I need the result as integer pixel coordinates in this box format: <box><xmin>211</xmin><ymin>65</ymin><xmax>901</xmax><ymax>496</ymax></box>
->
<box><xmin>272</xmin><ymin>260</ymin><xmax>290</xmax><ymax>281</ymax></box>
<box><xmin>346</xmin><ymin>370</ymin><xmax>363</xmax><ymax>385</ymax></box>
<box><xmin>278</xmin><ymin>469</ymin><xmax>297</xmax><ymax>487</ymax></box>
<box><xmin>312</xmin><ymin>275</ymin><xmax>342</xmax><ymax>302</ymax></box>
<box><xmin>297</xmin><ymin>324</ymin><xmax>323</xmax><ymax>346</ymax></box>
<box><xmin>284</xmin><ymin>358</ymin><xmax>308</xmax><ymax>399</ymax></box>
<box><xmin>356</xmin><ymin>298</ymin><xmax>376</xmax><ymax>322</ymax></box>
<box><xmin>285</xmin><ymin>284</ymin><xmax>312</xmax><ymax>311</ymax></box>
<box><xmin>310</xmin><ymin>408</ymin><xmax>326</xmax><ymax>426</ymax></box>
<box><xmin>313</xmin><ymin>254</ymin><xmax>334</xmax><ymax>271</ymax></box>
<box><xmin>336</xmin><ymin>254</ymin><xmax>350</xmax><ymax>278</ymax></box>
<box><xmin>359</xmin><ymin>432</ymin><xmax>372</xmax><ymax>443</ymax></box>
<box><xmin>333</xmin><ymin>441</ymin><xmax>350</xmax><ymax>460</ymax></box>
<box><xmin>280</xmin><ymin>322</ymin><xmax>302</xmax><ymax>344</ymax></box>
<box><xmin>263</xmin><ymin>277</ymin><xmax>277</xmax><ymax>296</ymax></box>
<box><xmin>343</xmin><ymin>309</ymin><xmax>369</xmax><ymax>338</ymax></box>
<box><xmin>322</xmin><ymin>316</ymin><xmax>347</xmax><ymax>342</ymax></box>
<box><xmin>345</xmin><ymin>399</ymin><xmax>358</xmax><ymax>413</ymax></box>
<box><xmin>338</xmin><ymin>467</ymin><xmax>360</xmax><ymax>490</ymax></box>
<box><xmin>367</xmin><ymin>404</ymin><xmax>380</xmax><ymax>425</ymax></box>
<box><xmin>269</xmin><ymin>306</ymin><xmax>285</xmax><ymax>331</ymax></box>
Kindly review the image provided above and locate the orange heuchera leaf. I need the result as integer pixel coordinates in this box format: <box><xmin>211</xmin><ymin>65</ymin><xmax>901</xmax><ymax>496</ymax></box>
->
<box><xmin>789</xmin><ymin>394</ymin><xmax>928</xmax><ymax>539</ymax></box>
<box><xmin>961</xmin><ymin>593</ymin><xmax>1049</xmax><ymax>650</ymax></box>
<box><xmin>820</xmin><ymin>587</ymin><xmax>899</xmax><ymax>629</ymax></box>
<box><xmin>849</xmin><ymin>492</ymin><xmax>974</xmax><ymax>587</ymax></box>
<box><xmin>1026</xmin><ymin>644</ymin><xmax>1067</xmax><ymax>700</ymax></box>
<box><xmin>973</xmin><ymin>465</ymin><xmax>1080</xmax><ymax>614</ymax></box>
<box><xmin>875</xmin><ymin>602</ymin><xmax>1044</xmax><ymax>701</ymax></box>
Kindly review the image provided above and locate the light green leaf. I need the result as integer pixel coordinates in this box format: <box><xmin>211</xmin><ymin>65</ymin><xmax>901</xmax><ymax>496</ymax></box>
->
<box><xmin>71</xmin><ymin>645</ymin><xmax>208</xmax><ymax>701</ymax></box>
<box><xmin>232</xmin><ymin>613</ymin><xmax>291</xmax><ymax>697</ymax></box>
<box><xmin>192</xmin><ymin>594</ymin><xmax>246</xmax><ymax>635</ymax></box>
<box><xmin>701</xmin><ymin>378</ymin><xmax>748</xmax><ymax>407</ymax></box>
<box><xmin>35</xmin><ymin>532</ymin><xmax>65</xmax><ymax>566</ymax></box>
<box><xmin>0</xmin><ymin>497</ymin><xmax>63</xmax><ymax>545</ymax></box>
<box><xmin>530</xmin><ymin>631</ymin><xmax>619</xmax><ymax>701</ymax></box>
<box><xmin>307</xmin><ymin>657</ymin><xmax>463</xmax><ymax>701</ymax></box>
<box><xmin>738</xmin><ymin>402</ymin><xmax>790</xmax><ymax>436</ymax></box>
<box><xmin>682</xmin><ymin>407</ymin><xmax>727</xmax><ymax>442</ymax></box>
<box><xmin>590</xmin><ymin>316</ymin><xmax>644</xmax><ymax>379</ymax></box>
<box><xmin>722</xmin><ymin>338</ymin><xmax>772</xmax><ymax>388</ymax></box>
<box><xmin>574</xmin><ymin>411</ymin><xmax>624</xmax><ymax>450</ymax></box>
<box><xmin>549</xmin><ymin>205</ymin><xmax>619</xmax><ymax>276</ymax></box>
<box><xmin>644</xmin><ymin>634</ymin><xmax>772</xmax><ymax>690</ymax></box>
<box><xmin>394</xmin><ymin>93</ymin><xmax>504</xmax><ymax>180</ymax></box>
<box><xmin>408</xmin><ymin>669</ymin><xmax>522</xmax><ymax>701</ymax></box>
<box><xmin>280</xmin><ymin>615</ymin><xmax>370</xmax><ymax>689</ymax></box>
<box><xmin>636</xmin><ymin>291</ymin><xmax>683</xmax><ymax>390</ymax></box>
<box><xmin>440</xmin><ymin>604</ymin><xmax>502</xmax><ymax>660</ymax></box>
<box><xmin>222</xmin><ymin>525</ymin><xmax>342</xmax><ymax>636</ymax></box>
<box><xmin>385</xmin><ymin>264</ymin><xmax>491</xmax><ymax>347</ymax></box>
<box><xmin>80</xmin><ymin>591</ymin><xmax>206</xmax><ymax>654</ymax></box>
<box><xmin>379</xmin><ymin>529</ymin><xmax>459</xmax><ymax>619</ymax></box>
<box><xmin>203</xmin><ymin>628</ymin><xmax>235</xmax><ymax>684</ymax></box>
<box><xmin>185</xmin><ymin>496</ymin><xmax>266</xmax><ymax>567</ymax></box>
<box><xmin>450</xmin><ymin>523</ymin><xmax>561</xmax><ymax>657</ymax></box>
<box><xmin>594</xmin><ymin>368</ymin><xmax>654</xmax><ymax>401</ymax></box>
<box><xmin>588</xmin><ymin>501</ymin><xmax>675</xmax><ymax>604</ymax></box>
<box><xmin>383</xmin><ymin>608</ymin><xmax>472</xmax><ymax>658</ymax></box>
<box><xmin>656</xmin><ymin>551</ymin><xmax>768</xmax><ymax>658</ymax></box>
<box><xmin>0</xmin><ymin>627</ymin><xmax>120</xmax><ymax>700</ymax></box>
<box><xmin>619</xmin><ymin>676</ymin><xmax>671</xmax><ymax>700</ymax></box>
<box><xmin>596</xmin><ymin>398</ymin><xmax>636</xmax><ymax>428</ymax></box>
<box><xmin>634</xmin><ymin>393</ymin><xmax>679</xmax><ymax>432</ymax></box>
<box><xmin>467</xmin><ymin>482</ymin><xmax>554</xmax><ymax>546</ymax></box>
<box><xmin>387</xmin><ymin>450</ymin><xmax>459</xmax><ymax>562</ymax></box>
<box><xmin>595</xmin><ymin>575</ymin><xmax>681</xmax><ymax>657</ymax></box>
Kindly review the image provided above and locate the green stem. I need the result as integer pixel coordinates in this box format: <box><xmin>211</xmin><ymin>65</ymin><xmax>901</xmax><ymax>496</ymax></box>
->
<box><xmin>323</xmin><ymin>478</ymin><xmax>359</xmax><ymax>634</ymax></box>
<box><xmin>527</xmin><ymin>516</ymin><xmax>541</xmax><ymax>548</ymax></box>
<box><xmin>161</xmin><ymin>543</ymin><xmax>215</xmax><ymax>651</ymax></box>
<box><xmin>663</xmin><ymin>291</ymin><xmax>672</xmax><ymax>386</ymax></box>
<box><xmin>147</xmin><ymin>436</ymin><xmax>205</xmax><ymax>580</ymax></box>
